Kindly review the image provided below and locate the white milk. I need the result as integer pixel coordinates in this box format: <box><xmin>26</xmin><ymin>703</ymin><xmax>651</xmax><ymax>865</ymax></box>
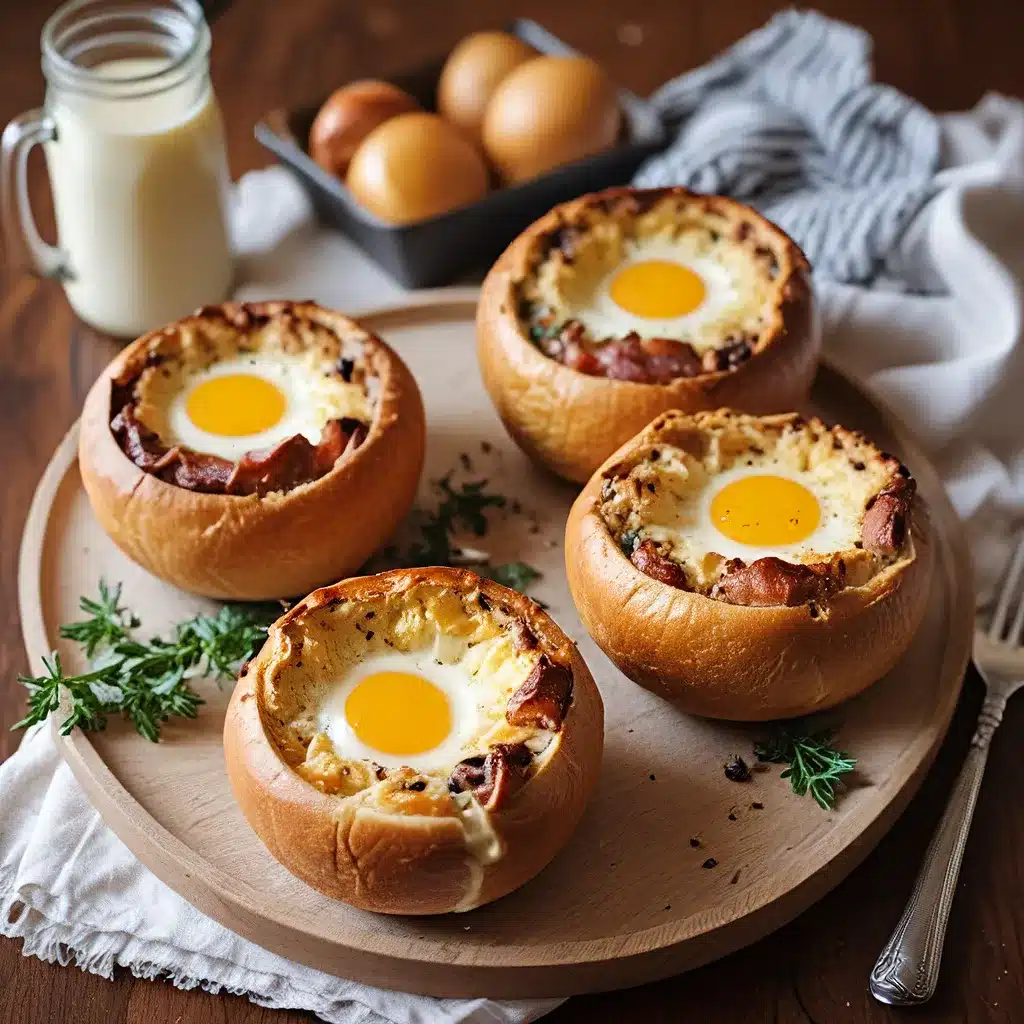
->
<box><xmin>44</xmin><ymin>57</ymin><xmax>233</xmax><ymax>337</ymax></box>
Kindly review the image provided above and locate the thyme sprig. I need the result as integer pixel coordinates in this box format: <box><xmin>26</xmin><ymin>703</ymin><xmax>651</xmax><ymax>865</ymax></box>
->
<box><xmin>401</xmin><ymin>475</ymin><xmax>542</xmax><ymax>595</ymax></box>
<box><xmin>484</xmin><ymin>561</ymin><xmax>542</xmax><ymax>592</ymax></box>
<box><xmin>404</xmin><ymin>475</ymin><xmax>507</xmax><ymax>566</ymax></box>
<box><xmin>755</xmin><ymin>727</ymin><xmax>857</xmax><ymax>810</ymax></box>
<box><xmin>16</xmin><ymin>582</ymin><xmax>276</xmax><ymax>742</ymax></box>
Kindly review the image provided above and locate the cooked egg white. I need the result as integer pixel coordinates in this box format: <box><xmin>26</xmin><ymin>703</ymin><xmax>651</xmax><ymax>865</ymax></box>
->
<box><xmin>643</xmin><ymin>458</ymin><xmax>863</xmax><ymax>563</ymax></box>
<box><xmin>572</xmin><ymin>238</ymin><xmax>739</xmax><ymax>343</ymax></box>
<box><xmin>164</xmin><ymin>352</ymin><xmax>362</xmax><ymax>462</ymax></box>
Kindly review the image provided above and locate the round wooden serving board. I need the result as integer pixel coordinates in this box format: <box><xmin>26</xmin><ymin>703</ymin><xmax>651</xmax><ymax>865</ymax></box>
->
<box><xmin>19</xmin><ymin>290</ymin><xmax>972</xmax><ymax>998</ymax></box>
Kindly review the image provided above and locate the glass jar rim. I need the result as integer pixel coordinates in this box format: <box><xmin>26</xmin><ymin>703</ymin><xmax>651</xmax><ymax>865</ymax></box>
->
<box><xmin>41</xmin><ymin>0</ymin><xmax>209</xmax><ymax>98</ymax></box>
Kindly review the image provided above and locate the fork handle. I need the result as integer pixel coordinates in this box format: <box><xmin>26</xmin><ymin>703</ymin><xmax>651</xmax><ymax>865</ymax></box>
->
<box><xmin>869</xmin><ymin>692</ymin><xmax>1007</xmax><ymax>1005</ymax></box>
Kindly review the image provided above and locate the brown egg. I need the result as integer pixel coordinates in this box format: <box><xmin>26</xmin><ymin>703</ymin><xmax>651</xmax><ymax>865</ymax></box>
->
<box><xmin>346</xmin><ymin>112</ymin><xmax>489</xmax><ymax>224</ymax></box>
<box><xmin>482</xmin><ymin>56</ymin><xmax>621</xmax><ymax>184</ymax></box>
<box><xmin>437</xmin><ymin>31</ymin><xmax>535</xmax><ymax>143</ymax></box>
<box><xmin>309</xmin><ymin>80</ymin><xmax>420</xmax><ymax>178</ymax></box>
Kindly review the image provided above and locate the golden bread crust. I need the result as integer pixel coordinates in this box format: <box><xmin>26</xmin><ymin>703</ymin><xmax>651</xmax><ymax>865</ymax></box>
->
<box><xmin>597</xmin><ymin>409</ymin><xmax>911</xmax><ymax>597</ymax></box>
<box><xmin>477</xmin><ymin>187</ymin><xmax>821</xmax><ymax>482</ymax></box>
<box><xmin>564</xmin><ymin>411</ymin><xmax>933</xmax><ymax>720</ymax></box>
<box><xmin>224</xmin><ymin>567</ymin><xmax>604</xmax><ymax>914</ymax></box>
<box><xmin>78</xmin><ymin>301</ymin><xmax>426</xmax><ymax>600</ymax></box>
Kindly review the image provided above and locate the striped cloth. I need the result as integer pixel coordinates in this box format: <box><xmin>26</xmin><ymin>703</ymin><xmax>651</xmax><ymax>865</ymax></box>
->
<box><xmin>633</xmin><ymin>10</ymin><xmax>941</xmax><ymax>285</ymax></box>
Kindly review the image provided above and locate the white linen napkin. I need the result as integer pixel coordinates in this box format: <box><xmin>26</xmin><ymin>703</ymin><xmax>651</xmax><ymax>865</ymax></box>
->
<box><xmin>3</xmin><ymin>47</ymin><xmax>1023</xmax><ymax>1024</ymax></box>
<box><xmin>0</xmin><ymin>730</ymin><xmax>563</xmax><ymax>1024</ymax></box>
<box><xmin>818</xmin><ymin>94</ymin><xmax>1024</xmax><ymax>601</ymax></box>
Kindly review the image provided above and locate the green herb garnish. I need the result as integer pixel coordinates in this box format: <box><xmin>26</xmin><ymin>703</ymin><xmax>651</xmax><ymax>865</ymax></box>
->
<box><xmin>404</xmin><ymin>475</ymin><xmax>506</xmax><ymax>565</ymax></box>
<box><xmin>399</xmin><ymin>475</ymin><xmax>542</xmax><ymax>595</ymax></box>
<box><xmin>485</xmin><ymin>561</ymin><xmax>542</xmax><ymax>592</ymax></box>
<box><xmin>60</xmin><ymin>578</ymin><xmax>140</xmax><ymax>656</ymax></box>
<box><xmin>528</xmin><ymin>319</ymin><xmax>563</xmax><ymax>345</ymax></box>
<box><xmin>754</xmin><ymin>726</ymin><xmax>856</xmax><ymax>810</ymax></box>
<box><xmin>16</xmin><ymin>581</ymin><xmax>276</xmax><ymax>742</ymax></box>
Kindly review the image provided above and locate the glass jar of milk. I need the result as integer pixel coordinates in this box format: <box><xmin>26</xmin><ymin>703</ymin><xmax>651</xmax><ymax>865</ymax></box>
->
<box><xmin>1</xmin><ymin>0</ymin><xmax>233</xmax><ymax>338</ymax></box>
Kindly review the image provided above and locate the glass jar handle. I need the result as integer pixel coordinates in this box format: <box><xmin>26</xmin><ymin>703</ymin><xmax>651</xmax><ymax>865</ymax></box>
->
<box><xmin>1</xmin><ymin>109</ymin><xmax>71</xmax><ymax>280</ymax></box>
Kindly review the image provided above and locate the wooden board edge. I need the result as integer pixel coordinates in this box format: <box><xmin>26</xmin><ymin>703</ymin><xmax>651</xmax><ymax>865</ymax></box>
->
<box><xmin>13</xmin><ymin>291</ymin><xmax>974</xmax><ymax>997</ymax></box>
<box><xmin>18</xmin><ymin>421</ymin><xmax>80</xmax><ymax>677</ymax></box>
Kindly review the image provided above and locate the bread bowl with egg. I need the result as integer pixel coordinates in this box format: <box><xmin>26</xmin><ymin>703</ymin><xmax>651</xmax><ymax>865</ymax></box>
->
<box><xmin>78</xmin><ymin>301</ymin><xmax>425</xmax><ymax>601</ymax></box>
<box><xmin>477</xmin><ymin>187</ymin><xmax>820</xmax><ymax>482</ymax></box>
<box><xmin>224</xmin><ymin>566</ymin><xmax>604</xmax><ymax>914</ymax></box>
<box><xmin>565</xmin><ymin>410</ymin><xmax>933</xmax><ymax>720</ymax></box>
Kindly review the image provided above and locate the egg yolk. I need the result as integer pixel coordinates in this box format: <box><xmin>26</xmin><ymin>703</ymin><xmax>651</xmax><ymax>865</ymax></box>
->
<box><xmin>609</xmin><ymin>260</ymin><xmax>706</xmax><ymax>319</ymax></box>
<box><xmin>185</xmin><ymin>374</ymin><xmax>287</xmax><ymax>436</ymax></box>
<box><xmin>344</xmin><ymin>671</ymin><xmax>451</xmax><ymax>756</ymax></box>
<box><xmin>710</xmin><ymin>475</ymin><xmax>821</xmax><ymax>547</ymax></box>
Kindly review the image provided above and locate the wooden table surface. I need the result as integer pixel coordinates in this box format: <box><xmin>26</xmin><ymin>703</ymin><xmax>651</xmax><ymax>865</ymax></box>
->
<box><xmin>1</xmin><ymin>1</ymin><xmax>1022</xmax><ymax>1021</ymax></box>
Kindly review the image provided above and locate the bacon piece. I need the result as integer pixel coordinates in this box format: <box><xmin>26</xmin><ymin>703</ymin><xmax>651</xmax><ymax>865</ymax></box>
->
<box><xmin>226</xmin><ymin>433</ymin><xmax>317</xmax><ymax>495</ymax></box>
<box><xmin>594</xmin><ymin>338</ymin><xmax>650</xmax><ymax>382</ymax></box>
<box><xmin>111</xmin><ymin>380</ymin><xmax>367</xmax><ymax>497</ymax></box>
<box><xmin>862</xmin><ymin>475</ymin><xmax>915</xmax><ymax>554</ymax></box>
<box><xmin>163</xmin><ymin>449</ymin><xmax>233</xmax><ymax>492</ymax></box>
<box><xmin>630</xmin><ymin>539</ymin><xmax>689</xmax><ymax>590</ymax></box>
<box><xmin>506</xmin><ymin>655</ymin><xmax>573</xmax><ymax>731</ymax></box>
<box><xmin>315</xmin><ymin>417</ymin><xmax>367</xmax><ymax>474</ymax></box>
<box><xmin>108</xmin><ymin>405</ymin><xmax>236</xmax><ymax>493</ymax></box>
<box><xmin>226</xmin><ymin>418</ymin><xmax>365</xmax><ymax>496</ymax></box>
<box><xmin>448</xmin><ymin>743</ymin><xmax>533</xmax><ymax>811</ymax></box>
<box><xmin>592</xmin><ymin>335</ymin><xmax>702</xmax><ymax>384</ymax></box>
<box><xmin>510</xmin><ymin>621</ymin><xmax>538</xmax><ymax>653</ymax></box>
<box><xmin>561</xmin><ymin>340</ymin><xmax>601</xmax><ymax>376</ymax></box>
<box><xmin>549</xmin><ymin>326</ymin><xmax>707</xmax><ymax>384</ymax></box>
<box><xmin>540</xmin><ymin>320</ymin><xmax>590</xmax><ymax>369</ymax></box>
<box><xmin>639</xmin><ymin>336</ymin><xmax>704</xmax><ymax>380</ymax></box>
<box><xmin>110</xmin><ymin>406</ymin><xmax>169</xmax><ymax>472</ymax></box>
<box><xmin>713</xmin><ymin>556</ymin><xmax>846</xmax><ymax>607</ymax></box>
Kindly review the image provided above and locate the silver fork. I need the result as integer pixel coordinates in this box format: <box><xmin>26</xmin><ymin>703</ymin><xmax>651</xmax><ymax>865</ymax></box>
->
<box><xmin>869</xmin><ymin>532</ymin><xmax>1024</xmax><ymax>1005</ymax></box>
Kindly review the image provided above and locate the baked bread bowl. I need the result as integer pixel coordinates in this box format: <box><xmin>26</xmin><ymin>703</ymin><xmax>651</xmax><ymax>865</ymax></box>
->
<box><xmin>565</xmin><ymin>410</ymin><xmax>933</xmax><ymax>720</ymax></box>
<box><xmin>224</xmin><ymin>567</ymin><xmax>604</xmax><ymax>914</ymax></box>
<box><xmin>477</xmin><ymin>187</ymin><xmax>820</xmax><ymax>482</ymax></box>
<box><xmin>78</xmin><ymin>301</ymin><xmax>425</xmax><ymax>600</ymax></box>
